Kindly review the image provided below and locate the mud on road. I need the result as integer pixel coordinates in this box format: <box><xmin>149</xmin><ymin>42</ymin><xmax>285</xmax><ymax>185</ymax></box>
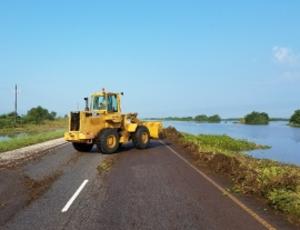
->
<box><xmin>0</xmin><ymin>133</ymin><xmax>298</xmax><ymax>230</ymax></box>
<box><xmin>0</xmin><ymin>169</ymin><xmax>62</xmax><ymax>224</ymax></box>
<box><xmin>0</xmin><ymin>142</ymin><xmax>91</xmax><ymax>226</ymax></box>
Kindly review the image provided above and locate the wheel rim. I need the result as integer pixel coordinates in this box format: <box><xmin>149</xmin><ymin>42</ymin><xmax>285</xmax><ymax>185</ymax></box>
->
<box><xmin>107</xmin><ymin>135</ymin><xmax>117</xmax><ymax>148</ymax></box>
<box><xmin>141</xmin><ymin>132</ymin><xmax>149</xmax><ymax>144</ymax></box>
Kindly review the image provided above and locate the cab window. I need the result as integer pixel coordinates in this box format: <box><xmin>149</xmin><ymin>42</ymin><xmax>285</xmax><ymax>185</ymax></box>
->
<box><xmin>92</xmin><ymin>96</ymin><xmax>106</xmax><ymax>110</ymax></box>
<box><xmin>107</xmin><ymin>95</ymin><xmax>118</xmax><ymax>112</ymax></box>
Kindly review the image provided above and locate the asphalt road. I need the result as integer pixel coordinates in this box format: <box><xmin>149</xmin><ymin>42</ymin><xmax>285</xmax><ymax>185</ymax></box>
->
<box><xmin>0</xmin><ymin>141</ymin><xmax>297</xmax><ymax>230</ymax></box>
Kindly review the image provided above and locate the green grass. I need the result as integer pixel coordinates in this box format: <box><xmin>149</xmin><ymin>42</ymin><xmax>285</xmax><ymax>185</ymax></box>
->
<box><xmin>0</xmin><ymin>119</ymin><xmax>68</xmax><ymax>135</ymax></box>
<box><xmin>163</xmin><ymin>127</ymin><xmax>300</xmax><ymax>223</ymax></box>
<box><xmin>0</xmin><ymin>130</ymin><xmax>64</xmax><ymax>153</ymax></box>
<box><xmin>183</xmin><ymin>133</ymin><xmax>270</xmax><ymax>156</ymax></box>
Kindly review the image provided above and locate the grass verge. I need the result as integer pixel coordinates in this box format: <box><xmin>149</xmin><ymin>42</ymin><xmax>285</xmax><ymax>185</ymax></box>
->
<box><xmin>0</xmin><ymin>130</ymin><xmax>64</xmax><ymax>153</ymax></box>
<box><xmin>0</xmin><ymin>119</ymin><xmax>67</xmax><ymax>134</ymax></box>
<box><xmin>184</xmin><ymin>133</ymin><xmax>270</xmax><ymax>157</ymax></box>
<box><xmin>163</xmin><ymin>127</ymin><xmax>300</xmax><ymax>224</ymax></box>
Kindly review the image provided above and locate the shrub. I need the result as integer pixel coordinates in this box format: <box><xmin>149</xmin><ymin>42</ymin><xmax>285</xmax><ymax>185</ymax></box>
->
<box><xmin>244</xmin><ymin>111</ymin><xmax>269</xmax><ymax>125</ymax></box>
<box><xmin>24</xmin><ymin>106</ymin><xmax>57</xmax><ymax>124</ymax></box>
<box><xmin>290</xmin><ymin>110</ymin><xmax>300</xmax><ymax>126</ymax></box>
<box><xmin>208</xmin><ymin>114</ymin><xmax>221</xmax><ymax>123</ymax></box>
<box><xmin>194</xmin><ymin>114</ymin><xmax>208</xmax><ymax>122</ymax></box>
<box><xmin>194</xmin><ymin>114</ymin><xmax>221</xmax><ymax>123</ymax></box>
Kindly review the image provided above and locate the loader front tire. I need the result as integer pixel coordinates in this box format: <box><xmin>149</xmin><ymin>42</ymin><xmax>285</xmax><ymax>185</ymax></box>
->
<box><xmin>133</xmin><ymin>126</ymin><xmax>150</xmax><ymax>149</ymax></box>
<box><xmin>98</xmin><ymin>129</ymin><xmax>120</xmax><ymax>154</ymax></box>
<box><xmin>72</xmin><ymin>143</ymin><xmax>94</xmax><ymax>152</ymax></box>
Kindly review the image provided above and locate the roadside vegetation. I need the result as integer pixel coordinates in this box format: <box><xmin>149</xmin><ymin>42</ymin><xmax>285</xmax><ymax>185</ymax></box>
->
<box><xmin>0</xmin><ymin>106</ymin><xmax>67</xmax><ymax>152</ymax></box>
<box><xmin>289</xmin><ymin>110</ymin><xmax>300</xmax><ymax>127</ymax></box>
<box><xmin>163</xmin><ymin>127</ymin><xmax>300</xmax><ymax>224</ymax></box>
<box><xmin>0</xmin><ymin>106</ymin><xmax>67</xmax><ymax>134</ymax></box>
<box><xmin>0</xmin><ymin>130</ymin><xmax>64</xmax><ymax>153</ymax></box>
<box><xmin>184</xmin><ymin>133</ymin><xmax>269</xmax><ymax>157</ymax></box>
<box><xmin>243</xmin><ymin>111</ymin><xmax>269</xmax><ymax>125</ymax></box>
<box><xmin>0</xmin><ymin>119</ymin><xmax>67</xmax><ymax>134</ymax></box>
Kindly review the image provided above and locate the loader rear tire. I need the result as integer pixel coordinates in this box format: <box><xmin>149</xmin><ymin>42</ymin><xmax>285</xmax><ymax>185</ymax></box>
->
<box><xmin>72</xmin><ymin>143</ymin><xmax>94</xmax><ymax>152</ymax></box>
<box><xmin>97</xmin><ymin>129</ymin><xmax>120</xmax><ymax>154</ymax></box>
<box><xmin>133</xmin><ymin>126</ymin><xmax>150</xmax><ymax>149</ymax></box>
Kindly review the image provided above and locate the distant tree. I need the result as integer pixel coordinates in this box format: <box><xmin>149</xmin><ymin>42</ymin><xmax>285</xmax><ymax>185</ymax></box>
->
<box><xmin>25</xmin><ymin>106</ymin><xmax>56</xmax><ymax>124</ymax></box>
<box><xmin>194</xmin><ymin>114</ymin><xmax>221</xmax><ymax>123</ymax></box>
<box><xmin>195</xmin><ymin>114</ymin><xmax>208</xmax><ymax>122</ymax></box>
<box><xmin>49</xmin><ymin>111</ymin><xmax>57</xmax><ymax>120</ymax></box>
<box><xmin>0</xmin><ymin>112</ymin><xmax>16</xmax><ymax>119</ymax></box>
<box><xmin>244</xmin><ymin>111</ymin><xmax>269</xmax><ymax>125</ymax></box>
<box><xmin>208</xmin><ymin>114</ymin><xmax>221</xmax><ymax>123</ymax></box>
<box><xmin>0</xmin><ymin>112</ymin><xmax>17</xmax><ymax>128</ymax></box>
<box><xmin>289</xmin><ymin>110</ymin><xmax>300</xmax><ymax>126</ymax></box>
<box><xmin>177</xmin><ymin>116</ymin><xmax>193</xmax><ymax>121</ymax></box>
<box><xmin>164</xmin><ymin>116</ymin><xmax>194</xmax><ymax>121</ymax></box>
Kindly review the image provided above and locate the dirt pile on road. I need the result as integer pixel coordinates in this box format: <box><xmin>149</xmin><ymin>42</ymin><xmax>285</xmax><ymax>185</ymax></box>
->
<box><xmin>24</xmin><ymin>171</ymin><xmax>62</xmax><ymax>204</ymax></box>
<box><xmin>97</xmin><ymin>157</ymin><xmax>118</xmax><ymax>176</ymax></box>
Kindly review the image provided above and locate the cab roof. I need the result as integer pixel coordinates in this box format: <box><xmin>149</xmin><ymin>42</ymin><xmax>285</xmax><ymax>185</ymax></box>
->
<box><xmin>91</xmin><ymin>91</ymin><xmax>121</xmax><ymax>97</ymax></box>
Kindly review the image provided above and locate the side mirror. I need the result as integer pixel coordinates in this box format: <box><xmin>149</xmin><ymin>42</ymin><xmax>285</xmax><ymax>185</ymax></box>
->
<box><xmin>84</xmin><ymin>97</ymin><xmax>89</xmax><ymax>111</ymax></box>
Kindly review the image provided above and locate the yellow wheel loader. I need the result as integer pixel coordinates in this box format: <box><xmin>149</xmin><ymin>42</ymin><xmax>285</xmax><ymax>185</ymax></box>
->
<box><xmin>64</xmin><ymin>89</ymin><xmax>162</xmax><ymax>154</ymax></box>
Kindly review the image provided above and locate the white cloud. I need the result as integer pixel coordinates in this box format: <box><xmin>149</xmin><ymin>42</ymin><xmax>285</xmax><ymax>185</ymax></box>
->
<box><xmin>272</xmin><ymin>46</ymin><xmax>300</xmax><ymax>81</ymax></box>
<box><xmin>272</xmin><ymin>46</ymin><xmax>299</xmax><ymax>65</ymax></box>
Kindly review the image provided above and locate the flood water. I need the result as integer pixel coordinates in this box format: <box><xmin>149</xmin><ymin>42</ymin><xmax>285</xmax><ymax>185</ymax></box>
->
<box><xmin>0</xmin><ymin>133</ymin><xmax>28</xmax><ymax>141</ymax></box>
<box><xmin>163</xmin><ymin>121</ymin><xmax>300</xmax><ymax>166</ymax></box>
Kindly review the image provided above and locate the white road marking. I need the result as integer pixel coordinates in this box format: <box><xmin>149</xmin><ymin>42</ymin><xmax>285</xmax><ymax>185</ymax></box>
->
<box><xmin>61</xmin><ymin>179</ymin><xmax>89</xmax><ymax>213</ymax></box>
<box><xmin>159</xmin><ymin>140</ymin><xmax>276</xmax><ymax>230</ymax></box>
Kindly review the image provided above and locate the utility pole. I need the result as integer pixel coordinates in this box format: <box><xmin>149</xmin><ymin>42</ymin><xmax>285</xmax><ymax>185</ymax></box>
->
<box><xmin>14</xmin><ymin>84</ymin><xmax>18</xmax><ymax>122</ymax></box>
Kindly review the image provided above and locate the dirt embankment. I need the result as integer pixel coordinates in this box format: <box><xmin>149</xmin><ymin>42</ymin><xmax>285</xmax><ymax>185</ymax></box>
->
<box><xmin>162</xmin><ymin>127</ymin><xmax>300</xmax><ymax>225</ymax></box>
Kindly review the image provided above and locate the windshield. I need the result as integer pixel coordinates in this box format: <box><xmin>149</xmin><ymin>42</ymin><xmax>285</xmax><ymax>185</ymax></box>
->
<box><xmin>92</xmin><ymin>96</ymin><xmax>107</xmax><ymax>110</ymax></box>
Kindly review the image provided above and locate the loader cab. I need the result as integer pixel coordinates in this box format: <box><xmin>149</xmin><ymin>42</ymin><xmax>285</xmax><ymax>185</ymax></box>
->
<box><xmin>90</xmin><ymin>92</ymin><xmax>121</xmax><ymax>114</ymax></box>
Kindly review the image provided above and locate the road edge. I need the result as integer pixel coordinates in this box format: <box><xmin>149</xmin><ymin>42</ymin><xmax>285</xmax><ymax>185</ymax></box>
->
<box><xmin>0</xmin><ymin>138</ymin><xmax>68</xmax><ymax>169</ymax></box>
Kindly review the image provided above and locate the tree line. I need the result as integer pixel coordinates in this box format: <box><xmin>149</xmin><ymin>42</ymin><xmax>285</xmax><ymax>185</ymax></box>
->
<box><xmin>151</xmin><ymin>109</ymin><xmax>300</xmax><ymax>126</ymax></box>
<box><xmin>243</xmin><ymin>110</ymin><xmax>300</xmax><ymax>126</ymax></box>
<box><xmin>163</xmin><ymin>114</ymin><xmax>222</xmax><ymax>123</ymax></box>
<box><xmin>0</xmin><ymin>106</ymin><xmax>58</xmax><ymax>128</ymax></box>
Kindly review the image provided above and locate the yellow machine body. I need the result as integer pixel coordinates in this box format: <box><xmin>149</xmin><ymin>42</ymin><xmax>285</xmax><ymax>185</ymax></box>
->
<box><xmin>64</xmin><ymin>91</ymin><xmax>162</xmax><ymax>146</ymax></box>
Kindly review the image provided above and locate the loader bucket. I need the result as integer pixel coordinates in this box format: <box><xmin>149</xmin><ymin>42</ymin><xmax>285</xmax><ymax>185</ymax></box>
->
<box><xmin>143</xmin><ymin>121</ymin><xmax>163</xmax><ymax>139</ymax></box>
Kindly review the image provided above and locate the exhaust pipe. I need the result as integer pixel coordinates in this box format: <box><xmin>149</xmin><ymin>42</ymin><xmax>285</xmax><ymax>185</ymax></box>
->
<box><xmin>84</xmin><ymin>97</ymin><xmax>89</xmax><ymax>111</ymax></box>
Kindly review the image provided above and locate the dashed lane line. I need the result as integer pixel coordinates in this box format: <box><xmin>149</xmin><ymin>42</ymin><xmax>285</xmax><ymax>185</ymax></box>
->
<box><xmin>61</xmin><ymin>179</ymin><xmax>89</xmax><ymax>213</ymax></box>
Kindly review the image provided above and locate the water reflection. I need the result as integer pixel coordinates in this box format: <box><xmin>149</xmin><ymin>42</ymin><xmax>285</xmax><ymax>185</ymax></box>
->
<box><xmin>292</xmin><ymin>128</ymin><xmax>300</xmax><ymax>143</ymax></box>
<box><xmin>0</xmin><ymin>133</ymin><xmax>28</xmax><ymax>141</ymax></box>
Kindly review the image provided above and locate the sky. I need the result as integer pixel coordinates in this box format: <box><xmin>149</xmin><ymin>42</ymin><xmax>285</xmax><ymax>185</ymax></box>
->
<box><xmin>0</xmin><ymin>0</ymin><xmax>299</xmax><ymax>118</ymax></box>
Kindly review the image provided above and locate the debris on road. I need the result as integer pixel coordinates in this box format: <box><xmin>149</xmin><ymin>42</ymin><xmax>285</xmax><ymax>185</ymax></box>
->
<box><xmin>24</xmin><ymin>170</ymin><xmax>62</xmax><ymax>205</ymax></box>
<box><xmin>97</xmin><ymin>157</ymin><xmax>118</xmax><ymax>175</ymax></box>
